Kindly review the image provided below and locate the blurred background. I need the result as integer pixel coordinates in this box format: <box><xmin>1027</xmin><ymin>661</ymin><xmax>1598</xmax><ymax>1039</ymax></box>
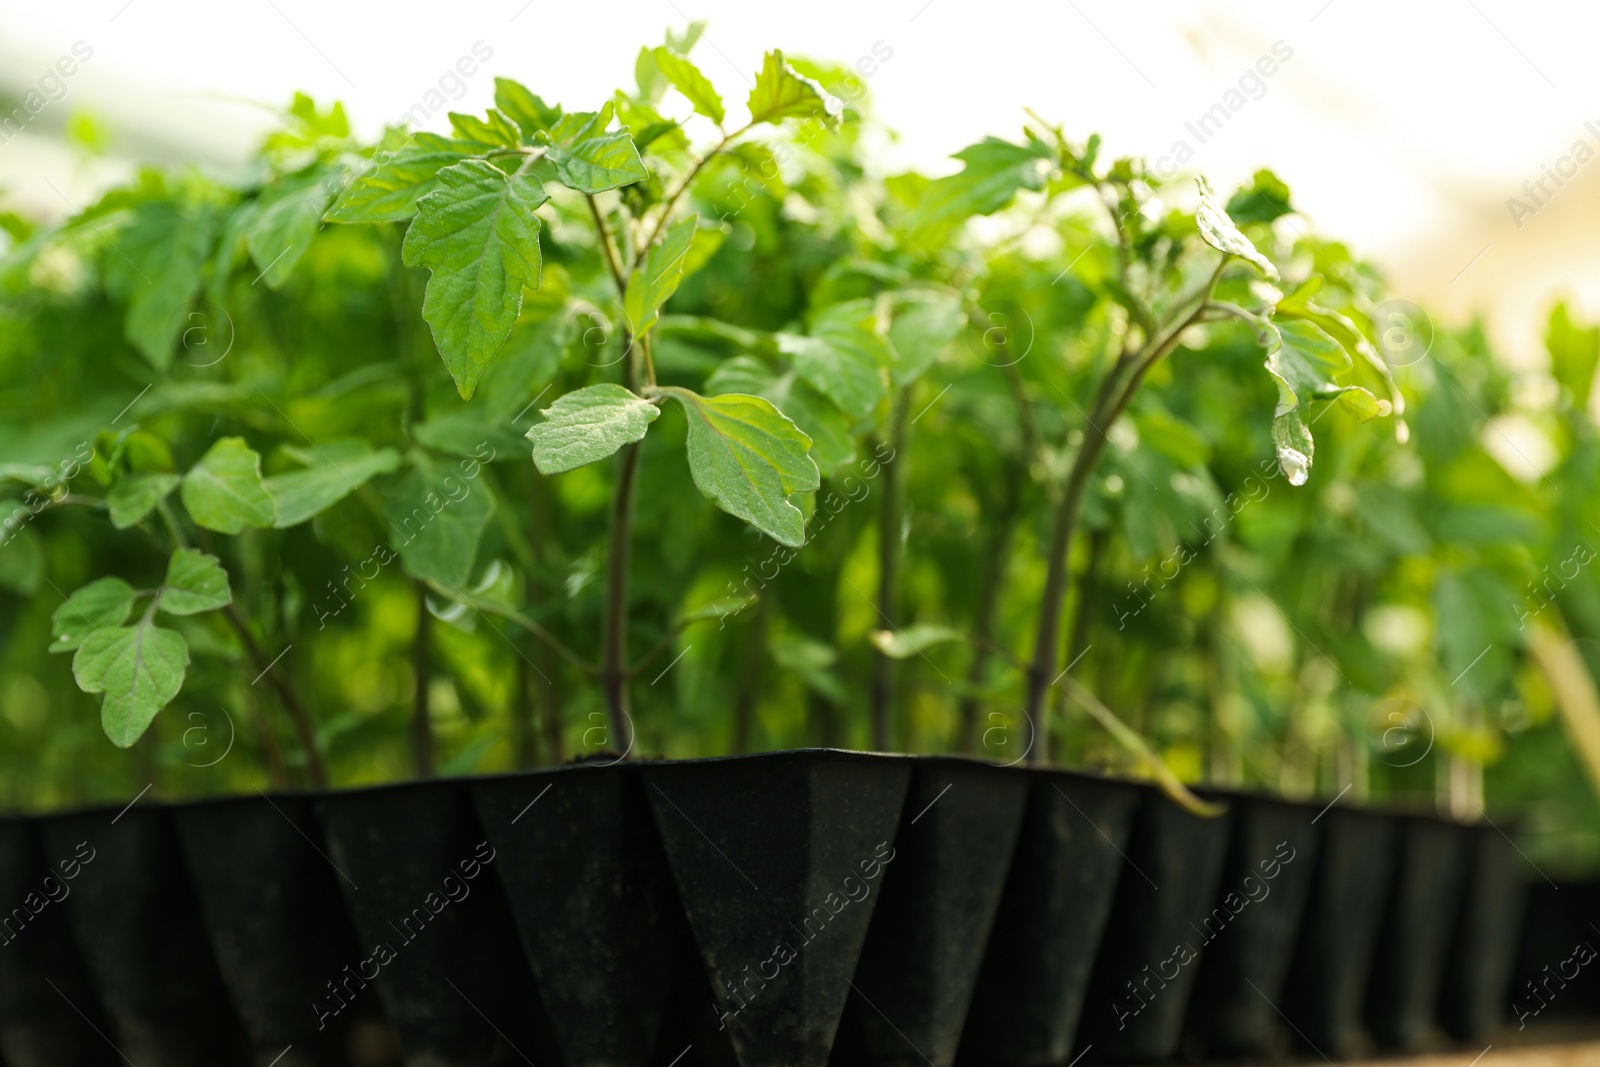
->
<box><xmin>4</xmin><ymin>0</ymin><xmax>1598</xmax><ymax>370</ymax></box>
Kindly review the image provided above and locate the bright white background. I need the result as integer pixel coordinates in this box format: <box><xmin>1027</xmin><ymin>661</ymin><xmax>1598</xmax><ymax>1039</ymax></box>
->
<box><xmin>3</xmin><ymin>0</ymin><xmax>1599</xmax><ymax>363</ymax></box>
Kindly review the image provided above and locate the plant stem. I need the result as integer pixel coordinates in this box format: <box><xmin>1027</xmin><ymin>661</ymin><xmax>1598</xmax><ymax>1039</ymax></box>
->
<box><xmin>870</xmin><ymin>389</ymin><xmax>911</xmax><ymax>751</ymax></box>
<box><xmin>585</xmin><ymin>182</ymin><xmax>645</xmax><ymax>760</ymax></box>
<box><xmin>222</xmin><ymin>602</ymin><xmax>327</xmax><ymax>788</ymax></box>
<box><xmin>251</xmin><ymin>695</ymin><xmax>291</xmax><ymax>789</ymax></box>
<box><xmin>957</xmin><ymin>466</ymin><xmax>1021</xmax><ymax>755</ymax></box>
<box><xmin>411</xmin><ymin>580</ymin><xmax>434</xmax><ymax>778</ymax></box>
<box><xmin>527</xmin><ymin>467</ymin><xmax>563</xmax><ymax>765</ymax></box>
<box><xmin>1049</xmin><ymin>526</ymin><xmax>1106</xmax><ymax>763</ymax></box>
<box><xmin>732</xmin><ymin>598</ymin><xmax>767</xmax><ymax>753</ymax></box>
<box><xmin>812</xmin><ymin>691</ymin><xmax>841</xmax><ymax>748</ymax></box>
<box><xmin>600</xmin><ymin>441</ymin><xmax>641</xmax><ymax>756</ymax></box>
<box><xmin>643</xmin><ymin>123</ymin><xmax>751</xmax><ymax>251</ymax></box>
<box><xmin>513</xmin><ymin>655</ymin><xmax>538</xmax><ymax>770</ymax></box>
<box><xmin>587</xmin><ymin>195</ymin><xmax>629</xmax><ymax>296</ymax></box>
<box><xmin>537</xmin><ymin>638</ymin><xmax>564</xmax><ymax>765</ymax></box>
<box><xmin>1023</xmin><ymin>264</ymin><xmax>1223</xmax><ymax>735</ymax></box>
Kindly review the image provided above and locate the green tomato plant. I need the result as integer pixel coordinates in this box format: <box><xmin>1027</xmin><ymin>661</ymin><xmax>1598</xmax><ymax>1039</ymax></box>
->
<box><xmin>3</xmin><ymin>33</ymin><xmax>1599</xmax><ymax>870</ymax></box>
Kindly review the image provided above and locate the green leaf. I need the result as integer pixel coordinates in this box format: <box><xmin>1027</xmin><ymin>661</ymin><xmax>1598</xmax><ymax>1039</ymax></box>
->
<box><xmin>799</xmin><ymin>299</ymin><xmax>892</xmax><ymax>418</ymax></box>
<box><xmin>494</xmin><ymin>78</ymin><xmax>562</xmax><ymax>138</ymax></box>
<box><xmin>50</xmin><ymin>577</ymin><xmax>137</xmax><ymax>653</ymax></box>
<box><xmin>1548</xmin><ymin>303</ymin><xmax>1599</xmax><ymax>411</ymax></box>
<box><xmin>157</xmin><ymin>547</ymin><xmax>231</xmax><ymax>615</ymax></box>
<box><xmin>1225</xmin><ymin>169</ymin><xmax>1293</xmax><ymax>225</ymax></box>
<box><xmin>747</xmin><ymin>50</ymin><xmax>834</xmax><ymax>127</ymax></box>
<box><xmin>1261</xmin><ymin>320</ymin><xmax>1350</xmax><ymax>485</ymax></box>
<box><xmin>324</xmin><ymin>135</ymin><xmax>476</xmax><ymax>223</ymax></box>
<box><xmin>449</xmin><ymin>109</ymin><xmax>522</xmax><ymax>149</ymax></box>
<box><xmin>106</xmin><ymin>472</ymin><xmax>180</xmax><ymax>529</ymax></box>
<box><xmin>666</xmin><ymin>20</ymin><xmax>707</xmax><ymax>55</ymax></box>
<box><xmin>263</xmin><ymin>439</ymin><xmax>402</xmax><ymax>527</ymax></box>
<box><xmin>624</xmin><ymin>215</ymin><xmax>698</xmax><ymax>335</ymax></box>
<box><xmin>73</xmin><ymin>619</ymin><xmax>189</xmax><ymax>748</ymax></box>
<box><xmin>536</xmin><ymin>102</ymin><xmax>648</xmax><ymax>195</ymax></box>
<box><xmin>384</xmin><ymin>453</ymin><xmax>497</xmax><ymax>587</ymax></box>
<box><xmin>527</xmin><ymin>384</ymin><xmax>660</xmax><ymax>475</ymax></box>
<box><xmin>0</xmin><ymin>525</ymin><xmax>42</xmax><ymax>596</ymax></box>
<box><xmin>248</xmin><ymin>172</ymin><xmax>336</xmax><ymax>288</ymax></box>
<box><xmin>908</xmin><ymin>136</ymin><xmax>1054</xmax><ymax>243</ymax></box>
<box><xmin>707</xmin><ymin>357</ymin><xmax>856</xmax><ymax>476</ymax></box>
<box><xmin>105</xmin><ymin>199</ymin><xmax>216</xmax><ymax>369</ymax></box>
<box><xmin>1196</xmin><ymin>176</ymin><xmax>1277</xmax><ymax>279</ymax></box>
<box><xmin>547</xmin><ymin>131</ymin><xmax>649</xmax><ymax>195</ymax></box>
<box><xmin>545</xmin><ymin>106</ymin><xmax>613</xmax><ymax>145</ymax></box>
<box><xmin>887</xmin><ymin>289</ymin><xmax>966</xmax><ymax>387</ymax></box>
<box><xmin>870</xmin><ymin>624</ymin><xmax>966</xmax><ymax>659</ymax></box>
<box><xmin>636</xmin><ymin>46</ymin><xmax>668</xmax><ymax>104</ymax></box>
<box><xmin>769</xmin><ymin>634</ymin><xmax>846</xmax><ymax>702</ymax></box>
<box><xmin>1276</xmin><ymin>276</ymin><xmax>1403</xmax><ymax>422</ymax></box>
<box><xmin>660</xmin><ymin>387</ymin><xmax>820</xmax><ymax>547</ymax></box>
<box><xmin>1059</xmin><ymin>675</ymin><xmax>1226</xmax><ymax>817</ymax></box>
<box><xmin>1336</xmin><ymin>385</ymin><xmax>1384</xmax><ymax>421</ymax></box>
<box><xmin>181</xmin><ymin>437</ymin><xmax>275</xmax><ymax>534</ymax></box>
<box><xmin>654</xmin><ymin>47</ymin><xmax>725</xmax><ymax>125</ymax></box>
<box><xmin>401</xmin><ymin>159</ymin><xmax>549</xmax><ymax>399</ymax></box>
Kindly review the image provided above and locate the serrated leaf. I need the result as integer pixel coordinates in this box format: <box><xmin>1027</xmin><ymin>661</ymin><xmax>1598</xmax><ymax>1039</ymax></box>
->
<box><xmin>796</xmin><ymin>300</ymin><xmax>891</xmax><ymax>418</ymax></box>
<box><xmin>780</xmin><ymin>333</ymin><xmax>883</xmax><ymax>421</ymax></box>
<box><xmin>545</xmin><ymin>105</ymin><xmax>613</xmax><ymax>146</ymax></box>
<box><xmin>625</xmin><ymin>215</ymin><xmax>698</xmax><ymax>335</ymax></box>
<box><xmin>1261</xmin><ymin>319</ymin><xmax>1352</xmax><ymax>485</ymax></box>
<box><xmin>870</xmin><ymin>624</ymin><xmax>966</xmax><ymax>659</ymax></box>
<box><xmin>661</xmin><ymin>387</ymin><xmax>820</xmax><ymax>547</ymax></box>
<box><xmin>402</xmin><ymin>159</ymin><xmax>549</xmax><ymax>399</ymax></box>
<box><xmin>887</xmin><ymin>289</ymin><xmax>965</xmax><ymax>387</ymax></box>
<box><xmin>105</xmin><ymin>200</ymin><xmax>216</xmax><ymax>369</ymax></box>
<box><xmin>747</xmin><ymin>50</ymin><xmax>834</xmax><ymax>127</ymax></box>
<box><xmin>106</xmin><ymin>472</ymin><xmax>179</xmax><ymax>529</ymax></box>
<box><xmin>384</xmin><ymin>453</ymin><xmax>496</xmax><ymax>587</ymax></box>
<box><xmin>248</xmin><ymin>172</ymin><xmax>336</xmax><ymax>288</ymax></box>
<box><xmin>158</xmin><ymin>547</ymin><xmax>231</xmax><ymax>615</ymax></box>
<box><xmin>264</xmin><ymin>439</ymin><xmax>402</xmax><ymax>527</ymax></box>
<box><xmin>494</xmin><ymin>78</ymin><xmax>562</xmax><ymax>138</ymax></box>
<box><xmin>527</xmin><ymin>384</ymin><xmax>660</xmax><ymax>475</ymax></box>
<box><xmin>181</xmin><ymin>437</ymin><xmax>275</xmax><ymax>534</ymax></box>
<box><xmin>655</xmin><ymin>47</ymin><xmax>725</xmax><ymax>126</ymax></box>
<box><xmin>1196</xmin><ymin>176</ymin><xmax>1277</xmax><ymax>279</ymax></box>
<box><xmin>449</xmin><ymin>109</ymin><xmax>522</xmax><ymax>149</ymax></box>
<box><xmin>1276</xmin><ymin>276</ymin><xmax>1405</xmax><ymax>420</ymax></box>
<box><xmin>50</xmin><ymin>577</ymin><xmax>138</xmax><ymax>653</ymax></box>
<box><xmin>73</xmin><ymin>620</ymin><xmax>188</xmax><ymax>747</ymax></box>
<box><xmin>549</xmin><ymin>131</ymin><xmax>649</xmax><ymax>195</ymax></box>
<box><xmin>324</xmin><ymin>135</ymin><xmax>476</xmax><ymax>223</ymax></box>
<box><xmin>908</xmin><ymin>137</ymin><xmax>1054</xmax><ymax>243</ymax></box>
<box><xmin>707</xmin><ymin>357</ymin><xmax>856</xmax><ymax>476</ymax></box>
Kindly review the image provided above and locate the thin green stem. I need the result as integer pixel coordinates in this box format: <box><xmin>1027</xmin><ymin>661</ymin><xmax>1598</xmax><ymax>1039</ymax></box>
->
<box><xmin>587</xmin><ymin>194</ymin><xmax>629</xmax><ymax>298</ymax></box>
<box><xmin>870</xmin><ymin>388</ymin><xmax>911</xmax><ymax>751</ymax></box>
<box><xmin>643</xmin><ymin>122</ymin><xmax>753</xmax><ymax>252</ymax></box>
<box><xmin>412</xmin><ymin>580</ymin><xmax>434</xmax><ymax>778</ymax></box>
<box><xmin>1023</xmin><ymin>257</ymin><xmax>1228</xmax><ymax>751</ymax></box>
